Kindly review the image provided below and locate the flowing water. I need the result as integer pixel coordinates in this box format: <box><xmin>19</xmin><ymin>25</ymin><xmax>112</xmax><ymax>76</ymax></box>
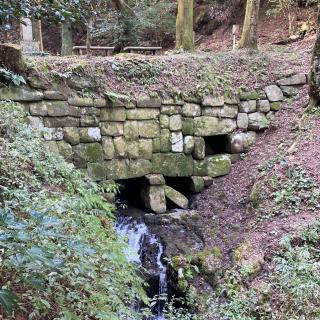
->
<box><xmin>115</xmin><ymin>214</ymin><xmax>167</xmax><ymax>319</ymax></box>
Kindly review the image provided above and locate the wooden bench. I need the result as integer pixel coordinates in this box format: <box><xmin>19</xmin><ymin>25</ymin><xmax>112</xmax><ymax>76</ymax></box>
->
<box><xmin>73</xmin><ymin>46</ymin><xmax>115</xmax><ymax>56</ymax></box>
<box><xmin>123</xmin><ymin>46</ymin><xmax>162</xmax><ymax>55</ymax></box>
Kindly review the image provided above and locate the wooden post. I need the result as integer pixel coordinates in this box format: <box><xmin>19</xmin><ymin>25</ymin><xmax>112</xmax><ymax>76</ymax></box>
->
<box><xmin>232</xmin><ymin>24</ymin><xmax>240</xmax><ymax>50</ymax></box>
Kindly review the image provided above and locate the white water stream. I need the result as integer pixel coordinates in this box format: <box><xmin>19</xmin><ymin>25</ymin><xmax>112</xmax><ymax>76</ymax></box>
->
<box><xmin>115</xmin><ymin>215</ymin><xmax>167</xmax><ymax>320</ymax></box>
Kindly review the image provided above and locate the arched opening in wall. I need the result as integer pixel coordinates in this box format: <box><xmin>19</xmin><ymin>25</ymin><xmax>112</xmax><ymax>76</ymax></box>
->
<box><xmin>118</xmin><ymin>177</ymin><xmax>149</xmax><ymax>210</ymax></box>
<box><xmin>204</xmin><ymin>134</ymin><xmax>228</xmax><ymax>156</ymax></box>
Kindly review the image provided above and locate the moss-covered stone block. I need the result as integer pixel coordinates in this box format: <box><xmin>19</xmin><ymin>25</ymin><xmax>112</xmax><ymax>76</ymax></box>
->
<box><xmin>182</xmin><ymin>118</ymin><xmax>194</xmax><ymax>135</ymax></box>
<box><xmin>164</xmin><ymin>185</ymin><xmax>189</xmax><ymax>209</ymax></box>
<box><xmin>127</xmin><ymin>108</ymin><xmax>160</xmax><ymax>120</ymax></box>
<box><xmin>151</xmin><ymin>153</ymin><xmax>193</xmax><ymax>177</ymax></box>
<box><xmin>139</xmin><ymin>139</ymin><xmax>153</xmax><ymax>160</ymax></box>
<box><xmin>152</xmin><ymin>138</ymin><xmax>161</xmax><ymax>153</ymax></box>
<box><xmin>141</xmin><ymin>185</ymin><xmax>166</xmax><ymax>214</ymax></box>
<box><xmin>206</xmin><ymin>154</ymin><xmax>232</xmax><ymax>177</ymax></box>
<box><xmin>79</xmin><ymin>127</ymin><xmax>101</xmax><ymax>142</ymax></box>
<box><xmin>102</xmin><ymin>136</ymin><xmax>115</xmax><ymax>160</ymax></box>
<box><xmin>270</xmin><ymin>102</ymin><xmax>282</xmax><ymax>111</ymax></box>
<box><xmin>85</xmin><ymin>143</ymin><xmax>104</xmax><ymax>162</ymax></box>
<box><xmin>194</xmin><ymin>117</ymin><xmax>236</xmax><ymax>136</ymax></box>
<box><xmin>127</xmin><ymin>140</ymin><xmax>139</xmax><ymax>159</ymax></box>
<box><xmin>138</xmin><ymin>120</ymin><xmax>160</xmax><ymax>138</ymax></box>
<box><xmin>160</xmin><ymin>129</ymin><xmax>171</xmax><ymax>152</ymax></box>
<box><xmin>101</xmin><ymin>107</ymin><xmax>126</xmax><ymax>122</ymax></box>
<box><xmin>193</xmin><ymin>137</ymin><xmax>205</xmax><ymax>160</ymax></box>
<box><xmin>124</xmin><ymin>120</ymin><xmax>139</xmax><ymax>140</ymax></box>
<box><xmin>57</xmin><ymin>140</ymin><xmax>73</xmax><ymax>162</ymax></box>
<box><xmin>113</xmin><ymin>136</ymin><xmax>127</xmax><ymax>158</ymax></box>
<box><xmin>100</xmin><ymin>122</ymin><xmax>124</xmax><ymax>136</ymax></box>
<box><xmin>87</xmin><ymin>162</ymin><xmax>107</xmax><ymax>181</ymax></box>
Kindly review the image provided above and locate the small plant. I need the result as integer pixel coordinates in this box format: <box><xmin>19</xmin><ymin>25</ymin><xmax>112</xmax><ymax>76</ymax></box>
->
<box><xmin>0</xmin><ymin>67</ymin><xmax>26</xmax><ymax>86</ymax></box>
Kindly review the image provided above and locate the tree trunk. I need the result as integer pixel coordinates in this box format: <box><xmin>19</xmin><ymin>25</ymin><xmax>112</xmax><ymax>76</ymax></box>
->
<box><xmin>176</xmin><ymin>0</ymin><xmax>195</xmax><ymax>51</ymax></box>
<box><xmin>309</xmin><ymin>3</ymin><xmax>320</xmax><ymax>106</ymax></box>
<box><xmin>86</xmin><ymin>18</ymin><xmax>94</xmax><ymax>58</ymax></box>
<box><xmin>238</xmin><ymin>0</ymin><xmax>260</xmax><ymax>49</ymax></box>
<box><xmin>61</xmin><ymin>20</ymin><xmax>73</xmax><ymax>56</ymax></box>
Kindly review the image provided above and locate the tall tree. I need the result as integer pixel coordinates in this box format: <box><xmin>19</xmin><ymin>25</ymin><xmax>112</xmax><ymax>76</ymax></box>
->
<box><xmin>309</xmin><ymin>2</ymin><xmax>320</xmax><ymax>107</ymax></box>
<box><xmin>175</xmin><ymin>0</ymin><xmax>194</xmax><ymax>51</ymax></box>
<box><xmin>61</xmin><ymin>20</ymin><xmax>73</xmax><ymax>56</ymax></box>
<box><xmin>238</xmin><ymin>0</ymin><xmax>261</xmax><ymax>49</ymax></box>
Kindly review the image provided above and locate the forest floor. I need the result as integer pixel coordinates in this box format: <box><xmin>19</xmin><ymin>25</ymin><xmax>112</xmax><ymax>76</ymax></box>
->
<box><xmin>195</xmin><ymin>33</ymin><xmax>320</xmax><ymax>298</ymax></box>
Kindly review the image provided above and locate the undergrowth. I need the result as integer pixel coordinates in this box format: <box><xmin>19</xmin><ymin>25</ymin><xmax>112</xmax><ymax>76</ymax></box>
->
<box><xmin>203</xmin><ymin>223</ymin><xmax>320</xmax><ymax>319</ymax></box>
<box><xmin>0</xmin><ymin>101</ymin><xmax>147</xmax><ymax>319</ymax></box>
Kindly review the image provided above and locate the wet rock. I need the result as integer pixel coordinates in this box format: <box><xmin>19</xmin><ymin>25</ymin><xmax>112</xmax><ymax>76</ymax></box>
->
<box><xmin>264</xmin><ymin>85</ymin><xmax>284</xmax><ymax>102</ymax></box>
<box><xmin>164</xmin><ymin>185</ymin><xmax>189</xmax><ymax>209</ymax></box>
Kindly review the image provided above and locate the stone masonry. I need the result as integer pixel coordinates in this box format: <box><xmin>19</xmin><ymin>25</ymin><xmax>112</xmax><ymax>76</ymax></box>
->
<box><xmin>0</xmin><ymin>73</ymin><xmax>307</xmax><ymax>213</ymax></box>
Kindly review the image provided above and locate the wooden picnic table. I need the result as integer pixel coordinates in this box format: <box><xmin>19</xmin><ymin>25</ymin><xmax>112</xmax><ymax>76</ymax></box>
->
<box><xmin>123</xmin><ymin>46</ymin><xmax>162</xmax><ymax>55</ymax></box>
<box><xmin>73</xmin><ymin>46</ymin><xmax>115</xmax><ymax>56</ymax></box>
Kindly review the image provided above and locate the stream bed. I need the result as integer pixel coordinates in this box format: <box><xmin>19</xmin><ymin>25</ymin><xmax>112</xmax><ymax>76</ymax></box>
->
<box><xmin>115</xmin><ymin>213</ymin><xmax>168</xmax><ymax>319</ymax></box>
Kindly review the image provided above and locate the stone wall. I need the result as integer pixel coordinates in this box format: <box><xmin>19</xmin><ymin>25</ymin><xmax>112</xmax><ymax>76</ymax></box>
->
<box><xmin>0</xmin><ymin>72</ymin><xmax>307</xmax><ymax>213</ymax></box>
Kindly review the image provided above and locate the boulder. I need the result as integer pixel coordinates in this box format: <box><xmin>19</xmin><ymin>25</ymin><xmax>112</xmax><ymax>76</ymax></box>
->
<box><xmin>127</xmin><ymin>108</ymin><xmax>160</xmax><ymax>120</ymax></box>
<box><xmin>139</xmin><ymin>139</ymin><xmax>153</xmax><ymax>159</ymax></box>
<box><xmin>183</xmin><ymin>136</ymin><xmax>195</xmax><ymax>154</ymax></box>
<box><xmin>142</xmin><ymin>186</ymin><xmax>166</xmax><ymax>214</ymax></box>
<box><xmin>171</xmin><ymin>132</ymin><xmax>184</xmax><ymax>153</ymax></box>
<box><xmin>152</xmin><ymin>153</ymin><xmax>193</xmax><ymax>177</ymax></box>
<box><xmin>202</xmin><ymin>94</ymin><xmax>224</xmax><ymax>107</ymax></box>
<box><xmin>102</xmin><ymin>137</ymin><xmax>115</xmax><ymax>160</ymax></box>
<box><xmin>220</xmin><ymin>104</ymin><xmax>238</xmax><ymax>118</ymax></box>
<box><xmin>237</xmin><ymin>113</ymin><xmax>249</xmax><ymax>130</ymax></box>
<box><xmin>169</xmin><ymin>114</ymin><xmax>182</xmax><ymax>131</ymax></box>
<box><xmin>160</xmin><ymin>114</ymin><xmax>170</xmax><ymax>128</ymax></box>
<box><xmin>79</xmin><ymin>127</ymin><xmax>101</xmax><ymax>142</ymax></box>
<box><xmin>138</xmin><ymin>120</ymin><xmax>160</xmax><ymax>138</ymax></box>
<box><xmin>0</xmin><ymin>85</ymin><xmax>43</xmax><ymax>101</ymax></box>
<box><xmin>194</xmin><ymin>117</ymin><xmax>236</xmax><ymax>136</ymax></box>
<box><xmin>160</xmin><ymin>129</ymin><xmax>171</xmax><ymax>152</ymax></box>
<box><xmin>193</xmin><ymin>137</ymin><xmax>205</xmax><ymax>160</ymax></box>
<box><xmin>189</xmin><ymin>176</ymin><xmax>205</xmax><ymax>193</ymax></box>
<box><xmin>114</xmin><ymin>136</ymin><xmax>127</xmax><ymax>157</ymax></box>
<box><xmin>161</xmin><ymin>105</ymin><xmax>182</xmax><ymax>115</ymax></box>
<box><xmin>101</xmin><ymin>107</ymin><xmax>126</xmax><ymax>122</ymax></box>
<box><xmin>206</xmin><ymin>154</ymin><xmax>232</xmax><ymax>178</ymax></box>
<box><xmin>182</xmin><ymin>118</ymin><xmax>194</xmax><ymax>135</ymax></box>
<box><xmin>63</xmin><ymin>127</ymin><xmax>80</xmax><ymax>145</ymax></box>
<box><xmin>164</xmin><ymin>185</ymin><xmax>189</xmax><ymax>209</ymax></box>
<box><xmin>248</xmin><ymin>112</ymin><xmax>270</xmax><ymax>131</ymax></box>
<box><xmin>43</xmin><ymin>128</ymin><xmax>63</xmax><ymax>141</ymax></box>
<box><xmin>127</xmin><ymin>140</ymin><xmax>140</xmax><ymax>159</ymax></box>
<box><xmin>100</xmin><ymin>122</ymin><xmax>124</xmax><ymax>136</ymax></box>
<box><xmin>44</xmin><ymin>117</ymin><xmax>79</xmax><ymax>128</ymax></box>
<box><xmin>182</xmin><ymin>103</ymin><xmax>201</xmax><ymax>117</ymax></box>
<box><xmin>87</xmin><ymin>163</ymin><xmax>107</xmax><ymax>181</ymax></box>
<box><xmin>228</xmin><ymin>132</ymin><xmax>256</xmax><ymax>153</ymax></box>
<box><xmin>239</xmin><ymin>100</ymin><xmax>256</xmax><ymax>113</ymax></box>
<box><xmin>264</xmin><ymin>85</ymin><xmax>284</xmax><ymax>102</ymax></box>
<box><xmin>124</xmin><ymin>120</ymin><xmax>139</xmax><ymax>140</ymax></box>
<box><xmin>257</xmin><ymin>100</ymin><xmax>270</xmax><ymax>113</ymax></box>
<box><xmin>146</xmin><ymin>174</ymin><xmax>165</xmax><ymax>185</ymax></box>
<box><xmin>277</xmin><ymin>73</ymin><xmax>307</xmax><ymax>86</ymax></box>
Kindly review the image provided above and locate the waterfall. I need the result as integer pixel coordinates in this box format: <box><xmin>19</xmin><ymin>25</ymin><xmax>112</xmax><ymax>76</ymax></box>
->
<box><xmin>115</xmin><ymin>214</ymin><xmax>167</xmax><ymax>319</ymax></box>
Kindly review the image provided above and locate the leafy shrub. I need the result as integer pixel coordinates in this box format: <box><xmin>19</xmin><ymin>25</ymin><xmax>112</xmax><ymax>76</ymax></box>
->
<box><xmin>0</xmin><ymin>67</ymin><xmax>26</xmax><ymax>86</ymax></box>
<box><xmin>0</xmin><ymin>101</ymin><xmax>147</xmax><ymax>319</ymax></box>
